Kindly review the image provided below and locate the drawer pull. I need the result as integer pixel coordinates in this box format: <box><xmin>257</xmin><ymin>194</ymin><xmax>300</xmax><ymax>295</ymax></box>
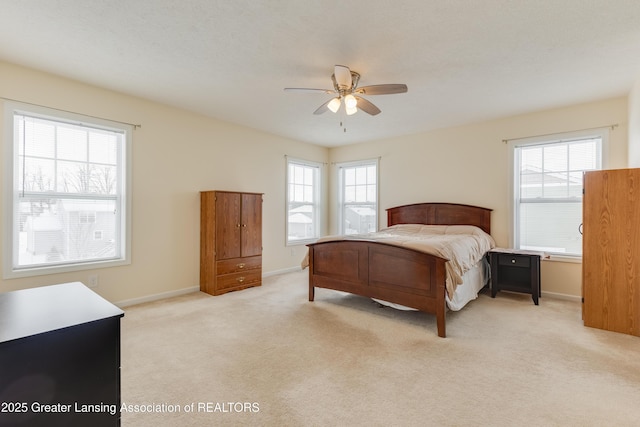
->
<box><xmin>511</xmin><ymin>259</ymin><xmax>516</xmax><ymax>263</ymax></box>
<box><xmin>237</xmin><ymin>263</ymin><xmax>245</xmax><ymax>269</ymax></box>
<box><xmin>237</xmin><ymin>277</ymin><xmax>245</xmax><ymax>283</ymax></box>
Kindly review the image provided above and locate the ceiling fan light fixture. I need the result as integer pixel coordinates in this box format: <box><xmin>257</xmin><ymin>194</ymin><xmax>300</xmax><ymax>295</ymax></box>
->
<box><xmin>284</xmin><ymin>65</ymin><xmax>407</xmax><ymax>117</ymax></box>
<box><xmin>344</xmin><ymin>94</ymin><xmax>357</xmax><ymax>109</ymax></box>
<box><xmin>327</xmin><ymin>97</ymin><xmax>341</xmax><ymax>113</ymax></box>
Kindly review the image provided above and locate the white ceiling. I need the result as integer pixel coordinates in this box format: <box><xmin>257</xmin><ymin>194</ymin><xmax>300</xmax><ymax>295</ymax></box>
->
<box><xmin>1</xmin><ymin>1</ymin><xmax>640</xmax><ymax>147</ymax></box>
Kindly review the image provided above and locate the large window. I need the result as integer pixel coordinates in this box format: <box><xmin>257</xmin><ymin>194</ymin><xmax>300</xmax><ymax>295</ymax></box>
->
<box><xmin>511</xmin><ymin>129</ymin><xmax>606</xmax><ymax>257</ymax></box>
<box><xmin>337</xmin><ymin>159</ymin><xmax>378</xmax><ymax>235</ymax></box>
<box><xmin>3</xmin><ymin>102</ymin><xmax>132</xmax><ymax>278</ymax></box>
<box><xmin>286</xmin><ymin>157</ymin><xmax>321</xmax><ymax>244</ymax></box>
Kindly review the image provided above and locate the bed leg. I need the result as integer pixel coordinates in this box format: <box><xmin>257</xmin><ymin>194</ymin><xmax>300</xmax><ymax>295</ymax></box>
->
<box><xmin>308</xmin><ymin>247</ymin><xmax>315</xmax><ymax>302</ymax></box>
<box><xmin>436</xmin><ymin>302</ymin><xmax>446</xmax><ymax>338</ymax></box>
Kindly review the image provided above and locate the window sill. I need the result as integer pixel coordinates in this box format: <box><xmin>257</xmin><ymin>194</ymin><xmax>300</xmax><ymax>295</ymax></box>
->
<box><xmin>286</xmin><ymin>239</ymin><xmax>318</xmax><ymax>247</ymax></box>
<box><xmin>542</xmin><ymin>254</ymin><xmax>582</xmax><ymax>264</ymax></box>
<box><xmin>4</xmin><ymin>258</ymin><xmax>130</xmax><ymax>280</ymax></box>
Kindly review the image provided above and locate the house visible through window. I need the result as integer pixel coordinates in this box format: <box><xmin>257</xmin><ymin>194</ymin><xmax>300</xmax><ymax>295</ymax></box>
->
<box><xmin>511</xmin><ymin>129</ymin><xmax>606</xmax><ymax>257</ymax></box>
<box><xmin>286</xmin><ymin>157</ymin><xmax>321</xmax><ymax>244</ymax></box>
<box><xmin>79</xmin><ymin>211</ymin><xmax>97</xmax><ymax>224</ymax></box>
<box><xmin>3</xmin><ymin>101</ymin><xmax>132</xmax><ymax>278</ymax></box>
<box><xmin>337</xmin><ymin>159</ymin><xmax>378</xmax><ymax>235</ymax></box>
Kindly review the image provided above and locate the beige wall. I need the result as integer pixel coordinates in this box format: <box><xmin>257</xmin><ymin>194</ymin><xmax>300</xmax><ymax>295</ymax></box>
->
<box><xmin>0</xmin><ymin>61</ymin><xmax>329</xmax><ymax>303</ymax></box>
<box><xmin>328</xmin><ymin>97</ymin><xmax>629</xmax><ymax>297</ymax></box>
<box><xmin>0</xmin><ymin>60</ymin><xmax>631</xmax><ymax>302</ymax></box>
<box><xmin>628</xmin><ymin>75</ymin><xmax>640</xmax><ymax>167</ymax></box>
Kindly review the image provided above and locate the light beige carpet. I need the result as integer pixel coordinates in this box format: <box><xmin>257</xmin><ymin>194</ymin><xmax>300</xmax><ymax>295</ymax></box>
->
<box><xmin>120</xmin><ymin>269</ymin><xmax>640</xmax><ymax>426</ymax></box>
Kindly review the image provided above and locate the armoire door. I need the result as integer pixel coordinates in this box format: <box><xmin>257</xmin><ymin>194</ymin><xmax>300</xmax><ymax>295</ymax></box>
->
<box><xmin>241</xmin><ymin>193</ymin><xmax>262</xmax><ymax>257</ymax></box>
<box><xmin>216</xmin><ymin>192</ymin><xmax>242</xmax><ymax>260</ymax></box>
<box><xmin>583</xmin><ymin>168</ymin><xmax>640</xmax><ymax>336</ymax></box>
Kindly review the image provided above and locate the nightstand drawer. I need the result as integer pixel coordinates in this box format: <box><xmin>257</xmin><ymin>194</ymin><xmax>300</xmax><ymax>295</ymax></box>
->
<box><xmin>498</xmin><ymin>254</ymin><xmax>530</xmax><ymax>268</ymax></box>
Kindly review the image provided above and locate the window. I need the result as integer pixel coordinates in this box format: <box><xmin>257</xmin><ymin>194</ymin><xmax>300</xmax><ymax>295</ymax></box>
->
<box><xmin>79</xmin><ymin>211</ymin><xmax>97</xmax><ymax>224</ymax></box>
<box><xmin>3</xmin><ymin>102</ymin><xmax>132</xmax><ymax>278</ymax></box>
<box><xmin>337</xmin><ymin>159</ymin><xmax>378</xmax><ymax>235</ymax></box>
<box><xmin>511</xmin><ymin>129</ymin><xmax>606</xmax><ymax>257</ymax></box>
<box><xmin>286</xmin><ymin>157</ymin><xmax>321</xmax><ymax>244</ymax></box>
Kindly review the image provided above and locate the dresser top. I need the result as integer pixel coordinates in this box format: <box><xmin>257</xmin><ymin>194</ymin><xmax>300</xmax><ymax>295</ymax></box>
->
<box><xmin>0</xmin><ymin>282</ymin><xmax>124</xmax><ymax>344</ymax></box>
<box><xmin>489</xmin><ymin>247</ymin><xmax>545</xmax><ymax>257</ymax></box>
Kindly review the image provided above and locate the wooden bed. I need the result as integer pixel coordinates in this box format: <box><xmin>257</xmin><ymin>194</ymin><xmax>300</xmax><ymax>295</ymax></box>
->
<box><xmin>307</xmin><ymin>203</ymin><xmax>492</xmax><ymax>338</ymax></box>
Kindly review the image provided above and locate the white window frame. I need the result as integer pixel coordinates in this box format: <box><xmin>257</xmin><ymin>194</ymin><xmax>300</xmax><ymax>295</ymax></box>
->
<box><xmin>509</xmin><ymin>128</ymin><xmax>608</xmax><ymax>260</ymax></box>
<box><xmin>3</xmin><ymin>101</ymin><xmax>132</xmax><ymax>278</ymax></box>
<box><xmin>337</xmin><ymin>158</ymin><xmax>379</xmax><ymax>235</ymax></box>
<box><xmin>285</xmin><ymin>157</ymin><xmax>322</xmax><ymax>245</ymax></box>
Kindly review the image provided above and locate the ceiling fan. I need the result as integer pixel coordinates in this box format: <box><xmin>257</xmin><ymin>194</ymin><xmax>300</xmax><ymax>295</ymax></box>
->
<box><xmin>284</xmin><ymin>65</ymin><xmax>408</xmax><ymax>116</ymax></box>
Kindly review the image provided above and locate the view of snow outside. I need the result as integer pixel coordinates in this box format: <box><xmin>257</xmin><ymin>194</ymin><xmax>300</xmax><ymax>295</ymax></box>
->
<box><xmin>15</xmin><ymin>114</ymin><xmax>121</xmax><ymax>268</ymax></box>
<box><xmin>517</xmin><ymin>138</ymin><xmax>599</xmax><ymax>256</ymax></box>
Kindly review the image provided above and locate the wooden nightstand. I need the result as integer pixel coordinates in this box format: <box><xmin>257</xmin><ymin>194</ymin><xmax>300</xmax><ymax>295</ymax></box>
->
<box><xmin>489</xmin><ymin>249</ymin><xmax>542</xmax><ymax>305</ymax></box>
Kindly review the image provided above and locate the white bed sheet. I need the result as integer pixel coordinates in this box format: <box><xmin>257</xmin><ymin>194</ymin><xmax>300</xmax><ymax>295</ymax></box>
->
<box><xmin>372</xmin><ymin>256</ymin><xmax>490</xmax><ymax>312</ymax></box>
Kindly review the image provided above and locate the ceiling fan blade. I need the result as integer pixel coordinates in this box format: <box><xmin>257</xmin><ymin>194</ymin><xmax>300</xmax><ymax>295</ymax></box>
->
<box><xmin>284</xmin><ymin>87</ymin><xmax>335</xmax><ymax>94</ymax></box>
<box><xmin>334</xmin><ymin>65</ymin><xmax>352</xmax><ymax>88</ymax></box>
<box><xmin>355</xmin><ymin>84</ymin><xmax>408</xmax><ymax>95</ymax></box>
<box><xmin>355</xmin><ymin>96</ymin><xmax>381</xmax><ymax>116</ymax></box>
<box><xmin>313</xmin><ymin>99</ymin><xmax>333</xmax><ymax>115</ymax></box>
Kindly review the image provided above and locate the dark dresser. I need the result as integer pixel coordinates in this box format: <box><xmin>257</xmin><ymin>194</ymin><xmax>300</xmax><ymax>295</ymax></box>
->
<box><xmin>0</xmin><ymin>282</ymin><xmax>124</xmax><ymax>426</ymax></box>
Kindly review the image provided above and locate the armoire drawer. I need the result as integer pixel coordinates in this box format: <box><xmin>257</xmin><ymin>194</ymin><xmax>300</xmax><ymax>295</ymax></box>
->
<box><xmin>216</xmin><ymin>270</ymin><xmax>262</xmax><ymax>291</ymax></box>
<box><xmin>217</xmin><ymin>256</ymin><xmax>262</xmax><ymax>274</ymax></box>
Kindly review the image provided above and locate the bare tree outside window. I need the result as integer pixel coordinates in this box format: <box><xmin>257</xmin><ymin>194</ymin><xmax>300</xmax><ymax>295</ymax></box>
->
<box><xmin>7</xmin><ymin>108</ymin><xmax>127</xmax><ymax>274</ymax></box>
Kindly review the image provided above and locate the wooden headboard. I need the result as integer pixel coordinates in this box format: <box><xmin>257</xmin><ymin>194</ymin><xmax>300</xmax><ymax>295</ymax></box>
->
<box><xmin>386</xmin><ymin>203</ymin><xmax>492</xmax><ymax>235</ymax></box>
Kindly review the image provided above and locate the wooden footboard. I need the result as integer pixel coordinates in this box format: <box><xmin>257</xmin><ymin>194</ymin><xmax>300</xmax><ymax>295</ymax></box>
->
<box><xmin>307</xmin><ymin>240</ymin><xmax>448</xmax><ymax>337</ymax></box>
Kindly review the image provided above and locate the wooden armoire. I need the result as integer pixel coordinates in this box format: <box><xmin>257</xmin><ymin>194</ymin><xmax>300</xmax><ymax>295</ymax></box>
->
<box><xmin>583</xmin><ymin>168</ymin><xmax>640</xmax><ymax>336</ymax></box>
<box><xmin>200</xmin><ymin>191</ymin><xmax>263</xmax><ymax>296</ymax></box>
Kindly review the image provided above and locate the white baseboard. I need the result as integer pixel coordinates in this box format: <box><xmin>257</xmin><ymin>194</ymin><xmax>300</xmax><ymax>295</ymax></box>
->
<box><xmin>116</xmin><ymin>267</ymin><xmax>303</xmax><ymax>308</ymax></box>
<box><xmin>115</xmin><ymin>270</ymin><xmax>581</xmax><ymax>309</ymax></box>
<box><xmin>263</xmin><ymin>266</ymin><xmax>303</xmax><ymax>277</ymax></box>
<box><xmin>116</xmin><ymin>286</ymin><xmax>200</xmax><ymax>308</ymax></box>
<box><xmin>541</xmin><ymin>290</ymin><xmax>581</xmax><ymax>302</ymax></box>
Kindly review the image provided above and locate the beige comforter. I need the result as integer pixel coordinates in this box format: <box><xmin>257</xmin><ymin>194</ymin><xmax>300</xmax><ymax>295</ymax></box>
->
<box><xmin>302</xmin><ymin>224</ymin><xmax>495</xmax><ymax>298</ymax></box>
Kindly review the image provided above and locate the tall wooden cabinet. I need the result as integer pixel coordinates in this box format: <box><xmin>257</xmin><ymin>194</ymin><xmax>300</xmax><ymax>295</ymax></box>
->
<box><xmin>583</xmin><ymin>168</ymin><xmax>640</xmax><ymax>336</ymax></box>
<box><xmin>200</xmin><ymin>191</ymin><xmax>263</xmax><ymax>296</ymax></box>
